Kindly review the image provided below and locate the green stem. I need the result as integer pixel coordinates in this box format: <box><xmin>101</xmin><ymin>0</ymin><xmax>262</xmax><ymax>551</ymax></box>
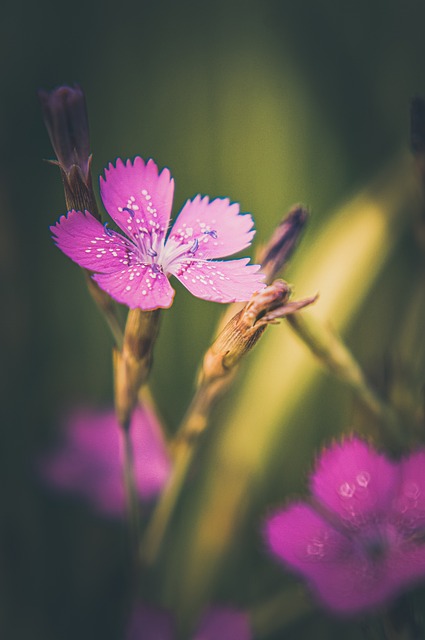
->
<box><xmin>141</xmin><ymin>380</ymin><xmax>220</xmax><ymax>563</ymax></box>
<box><xmin>141</xmin><ymin>443</ymin><xmax>193</xmax><ymax>564</ymax></box>
<box><xmin>286</xmin><ymin>313</ymin><xmax>404</xmax><ymax>446</ymax></box>
<box><xmin>121</xmin><ymin>425</ymin><xmax>141</xmax><ymax>554</ymax></box>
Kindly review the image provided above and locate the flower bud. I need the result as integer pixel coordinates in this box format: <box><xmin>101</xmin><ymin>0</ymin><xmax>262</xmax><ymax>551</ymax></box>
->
<box><xmin>258</xmin><ymin>205</ymin><xmax>308</xmax><ymax>283</ymax></box>
<box><xmin>39</xmin><ymin>85</ymin><xmax>100</xmax><ymax>219</ymax></box>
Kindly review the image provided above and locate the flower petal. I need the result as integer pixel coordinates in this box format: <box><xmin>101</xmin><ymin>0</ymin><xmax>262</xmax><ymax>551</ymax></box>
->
<box><xmin>265</xmin><ymin>503</ymin><xmax>350</xmax><ymax>584</ymax></box>
<box><xmin>170</xmin><ymin>258</ymin><xmax>265</xmax><ymax>303</ymax></box>
<box><xmin>127</xmin><ymin>605</ymin><xmax>174</xmax><ymax>640</ymax></box>
<box><xmin>394</xmin><ymin>450</ymin><xmax>425</xmax><ymax>528</ymax></box>
<box><xmin>169</xmin><ymin>195</ymin><xmax>255</xmax><ymax>259</ymax></box>
<box><xmin>195</xmin><ymin>608</ymin><xmax>251</xmax><ymax>640</ymax></box>
<box><xmin>93</xmin><ymin>265</ymin><xmax>175</xmax><ymax>310</ymax></box>
<box><xmin>100</xmin><ymin>157</ymin><xmax>174</xmax><ymax>242</ymax></box>
<box><xmin>51</xmin><ymin>209</ymin><xmax>135</xmax><ymax>273</ymax></box>
<box><xmin>310</xmin><ymin>437</ymin><xmax>400</xmax><ymax>524</ymax></box>
<box><xmin>264</xmin><ymin>503</ymin><xmax>409</xmax><ymax>615</ymax></box>
<box><xmin>41</xmin><ymin>405</ymin><xmax>171</xmax><ymax>516</ymax></box>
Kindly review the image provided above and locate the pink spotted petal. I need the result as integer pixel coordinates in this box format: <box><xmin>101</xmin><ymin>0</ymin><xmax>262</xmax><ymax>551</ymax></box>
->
<box><xmin>310</xmin><ymin>437</ymin><xmax>400</xmax><ymax>524</ymax></box>
<box><xmin>394</xmin><ymin>450</ymin><xmax>425</xmax><ymax>527</ymax></box>
<box><xmin>194</xmin><ymin>608</ymin><xmax>251</xmax><ymax>640</ymax></box>
<box><xmin>100</xmin><ymin>157</ymin><xmax>174</xmax><ymax>241</ymax></box>
<box><xmin>170</xmin><ymin>258</ymin><xmax>265</xmax><ymax>303</ymax></box>
<box><xmin>127</xmin><ymin>605</ymin><xmax>174</xmax><ymax>640</ymax></box>
<box><xmin>41</xmin><ymin>406</ymin><xmax>171</xmax><ymax>516</ymax></box>
<box><xmin>93</xmin><ymin>265</ymin><xmax>175</xmax><ymax>310</ymax></box>
<box><xmin>51</xmin><ymin>210</ymin><xmax>135</xmax><ymax>273</ymax></box>
<box><xmin>169</xmin><ymin>195</ymin><xmax>255</xmax><ymax>259</ymax></box>
<box><xmin>265</xmin><ymin>503</ymin><xmax>414</xmax><ymax>615</ymax></box>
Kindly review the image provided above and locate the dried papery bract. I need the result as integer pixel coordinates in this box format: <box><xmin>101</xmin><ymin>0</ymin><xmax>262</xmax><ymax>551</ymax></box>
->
<box><xmin>201</xmin><ymin>281</ymin><xmax>314</xmax><ymax>384</ymax></box>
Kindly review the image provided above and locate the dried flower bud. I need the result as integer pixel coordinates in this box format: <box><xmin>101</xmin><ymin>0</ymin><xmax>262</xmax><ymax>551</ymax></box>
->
<box><xmin>258</xmin><ymin>205</ymin><xmax>308</xmax><ymax>283</ymax></box>
<box><xmin>201</xmin><ymin>280</ymin><xmax>317</xmax><ymax>383</ymax></box>
<box><xmin>39</xmin><ymin>85</ymin><xmax>100</xmax><ymax>218</ymax></box>
<box><xmin>114</xmin><ymin>309</ymin><xmax>161</xmax><ymax>430</ymax></box>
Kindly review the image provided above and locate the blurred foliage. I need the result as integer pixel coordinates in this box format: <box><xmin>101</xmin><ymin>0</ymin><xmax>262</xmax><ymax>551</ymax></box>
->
<box><xmin>2</xmin><ymin>0</ymin><xmax>425</xmax><ymax>638</ymax></box>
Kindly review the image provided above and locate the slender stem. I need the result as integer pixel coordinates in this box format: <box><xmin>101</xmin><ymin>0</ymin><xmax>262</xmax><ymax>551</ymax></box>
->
<box><xmin>286</xmin><ymin>313</ymin><xmax>405</xmax><ymax>447</ymax></box>
<box><xmin>120</xmin><ymin>425</ymin><xmax>141</xmax><ymax>554</ymax></box>
<box><xmin>141</xmin><ymin>380</ymin><xmax>224</xmax><ymax>563</ymax></box>
<box><xmin>141</xmin><ymin>443</ymin><xmax>193</xmax><ymax>563</ymax></box>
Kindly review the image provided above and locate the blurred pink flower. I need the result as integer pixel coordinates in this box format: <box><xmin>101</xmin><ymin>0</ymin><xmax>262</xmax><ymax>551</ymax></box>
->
<box><xmin>264</xmin><ymin>437</ymin><xmax>425</xmax><ymax>615</ymax></box>
<box><xmin>41</xmin><ymin>405</ymin><xmax>171</xmax><ymax>516</ymax></box>
<box><xmin>51</xmin><ymin>157</ymin><xmax>264</xmax><ymax>310</ymax></box>
<box><xmin>127</xmin><ymin>604</ymin><xmax>251</xmax><ymax>640</ymax></box>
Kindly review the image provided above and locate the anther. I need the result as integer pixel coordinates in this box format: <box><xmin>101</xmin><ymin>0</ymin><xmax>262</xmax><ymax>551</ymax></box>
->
<box><xmin>189</xmin><ymin>238</ymin><xmax>199</xmax><ymax>254</ymax></box>
<box><xmin>122</xmin><ymin>207</ymin><xmax>135</xmax><ymax>218</ymax></box>
<box><xmin>147</xmin><ymin>247</ymin><xmax>158</xmax><ymax>257</ymax></box>
<box><xmin>203</xmin><ymin>229</ymin><xmax>218</xmax><ymax>239</ymax></box>
<box><xmin>104</xmin><ymin>222</ymin><xmax>114</xmax><ymax>237</ymax></box>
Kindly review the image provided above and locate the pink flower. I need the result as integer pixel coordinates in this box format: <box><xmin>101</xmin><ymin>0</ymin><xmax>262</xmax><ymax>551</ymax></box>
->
<box><xmin>264</xmin><ymin>437</ymin><xmax>425</xmax><ymax>615</ymax></box>
<box><xmin>51</xmin><ymin>157</ymin><xmax>265</xmax><ymax>310</ymax></box>
<box><xmin>126</xmin><ymin>604</ymin><xmax>251</xmax><ymax>640</ymax></box>
<box><xmin>41</xmin><ymin>405</ymin><xmax>171</xmax><ymax>516</ymax></box>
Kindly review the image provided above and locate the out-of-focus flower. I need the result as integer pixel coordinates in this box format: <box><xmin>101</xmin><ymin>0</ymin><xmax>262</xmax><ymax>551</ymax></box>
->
<box><xmin>264</xmin><ymin>437</ymin><xmax>425</xmax><ymax>615</ymax></box>
<box><xmin>126</xmin><ymin>604</ymin><xmax>251</xmax><ymax>640</ymax></box>
<box><xmin>41</xmin><ymin>405</ymin><xmax>171</xmax><ymax>516</ymax></box>
<box><xmin>51</xmin><ymin>157</ymin><xmax>265</xmax><ymax>310</ymax></box>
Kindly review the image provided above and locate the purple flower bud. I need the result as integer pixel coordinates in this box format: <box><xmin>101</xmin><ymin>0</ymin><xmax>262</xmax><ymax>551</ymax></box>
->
<box><xmin>258</xmin><ymin>205</ymin><xmax>308</xmax><ymax>284</ymax></box>
<box><xmin>39</xmin><ymin>85</ymin><xmax>90</xmax><ymax>179</ymax></box>
<box><xmin>39</xmin><ymin>85</ymin><xmax>100</xmax><ymax>218</ymax></box>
